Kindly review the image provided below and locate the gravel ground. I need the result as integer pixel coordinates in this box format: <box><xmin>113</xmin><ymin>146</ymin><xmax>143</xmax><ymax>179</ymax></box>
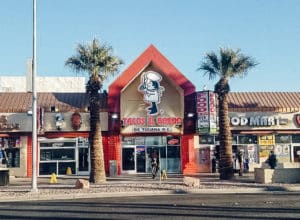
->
<box><xmin>0</xmin><ymin>174</ymin><xmax>299</xmax><ymax>202</ymax></box>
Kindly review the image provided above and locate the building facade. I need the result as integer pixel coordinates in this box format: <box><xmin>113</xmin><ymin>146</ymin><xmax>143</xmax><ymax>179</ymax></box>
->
<box><xmin>0</xmin><ymin>45</ymin><xmax>299</xmax><ymax>177</ymax></box>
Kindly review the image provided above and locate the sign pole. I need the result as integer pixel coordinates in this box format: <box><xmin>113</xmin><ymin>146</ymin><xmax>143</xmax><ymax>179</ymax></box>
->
<box><xmin>31</xmin><ymin>0</ymin><xmax>38</xmax><ymax>192</ymax></box>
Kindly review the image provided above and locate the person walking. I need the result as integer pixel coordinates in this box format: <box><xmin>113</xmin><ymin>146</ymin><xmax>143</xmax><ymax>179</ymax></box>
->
<box><xmin>267</xmin><ymin>151</ymin><xmax>277</xmax><ymax>169</ymax></box>
<box><xmin>150</xmin><ymin>150</ymin><xmax>160</xmax><ymax>179</ymax></box>
<box><xmin>237</xmin><ymin>150</ymin><xmax>244</xmax><ymax>176</ymax></box>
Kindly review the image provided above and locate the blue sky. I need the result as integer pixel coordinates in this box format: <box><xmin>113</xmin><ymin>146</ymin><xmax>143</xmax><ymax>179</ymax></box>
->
<box><xmin>1</xmin><ymin>0</ymin><xmax>299</xmax><ymax>92</ymax></box>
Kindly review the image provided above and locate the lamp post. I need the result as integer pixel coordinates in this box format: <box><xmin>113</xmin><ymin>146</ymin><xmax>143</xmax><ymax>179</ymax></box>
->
<box><xmin>31</xmin><ymin>0</ymin><xmax>38</xmax><ymax>192</ymax></box>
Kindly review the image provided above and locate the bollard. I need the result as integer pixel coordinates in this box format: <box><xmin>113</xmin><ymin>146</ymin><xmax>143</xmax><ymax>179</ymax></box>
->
<box><xmin>66</xmin><ymin>167</ymin><xmax>72</xmax><ymax>175</ymax></box>
<box><xmin>50</xmin><ymin>173</ymin><xmax>57</xmax><ymax>184</ymax></box>
<box><xmin>161</xmin><ymin>169</ymin><xmax>167</xmax><ymax>180</ymax></box>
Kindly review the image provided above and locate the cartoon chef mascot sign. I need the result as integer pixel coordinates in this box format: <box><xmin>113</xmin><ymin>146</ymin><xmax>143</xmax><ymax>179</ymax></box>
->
<box><xmin>138</xmin><ymin>71</ymin><xmax>165</xmax><ymax>115</ymax></box>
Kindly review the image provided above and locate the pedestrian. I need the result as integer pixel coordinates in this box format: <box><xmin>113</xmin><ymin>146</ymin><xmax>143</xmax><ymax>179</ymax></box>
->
<box><xmin>237</xmin><ymin>150</ymin><xmax>243</xmax><ymax>176</ymax></box>
<box><xmin>267</xmin><ymin>151</ymin><xmax>277</xmax><ymax>169</ymax></box>
<box><xmin>150</xmin><ymin>150</ymin><xmax>159</xmax><ymax>179</ymax></box>
<box><xmin>243</xmin><ymin>157</ymin><xmax>249</xmax><ymax>173</ymax></box>
<box><xmin>211</xmin><ymin>156</ymin><xmax>217</xmax><ymax>173</ymax></box>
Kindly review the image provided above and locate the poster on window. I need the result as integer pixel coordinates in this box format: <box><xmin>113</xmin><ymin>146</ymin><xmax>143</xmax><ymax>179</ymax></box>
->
<box><xmin>247</xmin><ymin>144</ymin><xmax>259</xmax><ymax>163</ymax></box>
<box><xmin>196</xmin><ymin>91</ymin><xmax>217</xmax><ymax>134</ymax></box>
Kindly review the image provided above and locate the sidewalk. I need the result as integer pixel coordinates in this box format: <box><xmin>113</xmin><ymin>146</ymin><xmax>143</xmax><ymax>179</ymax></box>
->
<box><xmin>1</xmin><ymin>173</ymin><xmax>299</xmax><ymax>202</ymax></box>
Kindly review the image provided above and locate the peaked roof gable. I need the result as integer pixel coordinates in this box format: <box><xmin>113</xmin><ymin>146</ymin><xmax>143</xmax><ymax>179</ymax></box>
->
<box><xmin>108</xmin><ymin>45</ymin><xmax>195</xmax><ymax>112</ymax></box>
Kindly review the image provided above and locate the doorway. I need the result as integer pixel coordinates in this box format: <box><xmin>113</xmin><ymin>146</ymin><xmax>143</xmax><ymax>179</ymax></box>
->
<box><xmin>122</xmin><ymin>146</ymin><xmax>146</xmax><ymax>173</ymax></box>
<box><xmin>121</xmin><ymin>136</ymin><xmax>181</xmax><ymax>174</ymax></box>
<box><xmin>292</xmin><ymin>145</ymin><xmax>300</xmax><ymax>162</ymax></box>
<box><xmin>78</xmin><ymin>147</ymin><xmax>89</xmax><ymax>174</ymax></box>
<box><xmin>122</xmin><ymin>147</ymin><xmax>135</xmax><ymax>173</ymax></box>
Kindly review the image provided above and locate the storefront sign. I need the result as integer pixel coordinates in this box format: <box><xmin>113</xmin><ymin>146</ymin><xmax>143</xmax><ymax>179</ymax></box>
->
<box><xmin>230</xmin><ymin>115</ymin><xmax>288</xmax><ymax>127</ymax></box>
<box><xmin>133</xmin><ymin>127</ymin><xmax>172</xmax><ymax>132</ymax></box>
<box><xmin>258</xmin><ymin>135</ymin><xmax>275</xmax><ymax>145</ymax></box>
<box><xmin>122</xmin><ymin>117</ymin><xmax>182</xmax><ymax>127</ymax></box>
<box><xmin>196</xmin><ymin>91</ymin><xmax>217</xmax><ymax>134</ymax></box>
<box><xmin>138</xmin><ymin>71</ymin><xmax>165</xmax><ymax>116</ymax></box>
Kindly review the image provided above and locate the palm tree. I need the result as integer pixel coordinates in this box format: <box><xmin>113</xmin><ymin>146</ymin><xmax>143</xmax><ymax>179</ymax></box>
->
<box><xmin>197</xmin><ymin>47</ymin><xmax>257</xmax><ymax>180</ymax></box>
<box><xmin>65</xmin><ymin>39</ymin><xmax>123</xmax><ymax>183</ymax></box>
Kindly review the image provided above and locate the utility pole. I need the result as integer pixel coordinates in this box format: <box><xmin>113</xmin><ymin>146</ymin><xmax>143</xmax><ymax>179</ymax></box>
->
<box><xmin>31</xmin><ymin>0</ymin><xmax>38</xmax><ymax>192</ymax></box>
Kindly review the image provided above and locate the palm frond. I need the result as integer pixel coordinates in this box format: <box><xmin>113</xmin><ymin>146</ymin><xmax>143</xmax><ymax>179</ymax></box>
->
<box><xmin>231</xmin><ymin>55</ymin><xmax>258</xmax><ymax>78</ymax></box>
<box><xmin>197</xmin><ymin>51</ymin><xmax>220</xmax><ymax>80</ymax></box>
<box><xmin>65</xmin><ymin>38</ymin><xmax>123</xmax><ymax>87</ymax></box>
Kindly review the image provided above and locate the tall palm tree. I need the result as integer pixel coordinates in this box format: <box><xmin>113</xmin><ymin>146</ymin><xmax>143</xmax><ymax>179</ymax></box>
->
<box><xmin>65</xmin><ymin>39</ymin><xmax>123</xmax><ymax>183</ymax></box>
<box><xmin>197</xmin><ymin>47</ymin><xmax>257</xmax><ymax>180</ymax></box>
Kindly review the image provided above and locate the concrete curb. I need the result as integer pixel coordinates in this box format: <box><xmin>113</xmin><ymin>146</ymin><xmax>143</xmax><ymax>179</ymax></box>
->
<box><xmin>1</xmin><ymin>186</ymin><xmax>299</xmax><ymax>203</ymax></box>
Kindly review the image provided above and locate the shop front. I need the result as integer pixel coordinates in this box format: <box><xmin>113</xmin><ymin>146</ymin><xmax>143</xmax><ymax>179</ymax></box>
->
<box><xmin>118</xmin><ymin>68</ymin><xmax>186</xmax><ymax>174</ymax></box>
<box><xmin>0</xmin><ymin>113</ymin><xmax>31</xmax><ymax>177</ymax></box>
<box><xmin>195</xmin><ymin>91</ymin><xmax>300</xmax><ymax>173</ymax></box>
<box><xmin>230</xmin><ymin>112</ymin><xmax>300</xmax><ymax>170</ymax></box>
<box><xmin>38</xmin><ymin>137</ymin><xmax>89</xmax><ymax>175</ymax></box>
<box><xmin>108</xmin><ymin>45</ymin><xmax>196</xmax><ymax>175</ymax></box>
<box><xmin>1</xmin><ymin>46</ymin><xmax>299</xmax><ymax>177</ymax></box>
<box><xmin>121</xmin><ymin>136</ymin><xmax>181</xmax><ymax>174</ymax></box>
<box><xmin>36</xmin><ymin>110</ymin><xmax>108</xmax><ymax>176</ymax></box>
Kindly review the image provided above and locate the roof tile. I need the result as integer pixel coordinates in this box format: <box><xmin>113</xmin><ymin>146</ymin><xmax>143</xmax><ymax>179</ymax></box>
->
<box><xmin>0</xmin><ymin>93</ymin><xmax>107</xmax><ymax>113</ymax></box>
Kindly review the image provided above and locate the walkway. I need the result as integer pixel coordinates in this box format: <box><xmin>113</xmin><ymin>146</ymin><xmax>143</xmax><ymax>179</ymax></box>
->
<box><xmin>0</xmin><ymin>173</ymin><xmax>299</xmax><ymax>202</ymax></box>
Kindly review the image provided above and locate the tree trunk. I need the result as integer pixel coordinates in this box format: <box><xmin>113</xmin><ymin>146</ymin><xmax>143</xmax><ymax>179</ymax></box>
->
<box><xmin>217</xmin><ymin>89</ymin><xmax>234</xmax><ymax>180</ymax></box>
<box><xmin>89</xmin><ymin>91</ymin><xmax>106</xmax><ymax>183</ymax></box>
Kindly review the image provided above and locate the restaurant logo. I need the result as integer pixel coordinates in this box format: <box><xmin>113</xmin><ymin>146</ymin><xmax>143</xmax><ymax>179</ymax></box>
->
<box><xmin>296</xmin><ymin>114</ymin><xmax>300</xmax><ymax>127</ymax></box>
<box><xmin>138</xmin><ymin>71</ymin><xmax>165</xmax><ymax>116</ymax></box>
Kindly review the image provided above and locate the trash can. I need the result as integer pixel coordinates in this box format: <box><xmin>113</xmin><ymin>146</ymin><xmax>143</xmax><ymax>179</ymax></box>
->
<box><xmin>0</xmin><ymin>168</ymin><xmax>9</xmax><ymax>186</ymax></box>
<box><xmin>109</xmin><ymin>160</ymin><xmax>118</xmax><ymax>177</ymax></box>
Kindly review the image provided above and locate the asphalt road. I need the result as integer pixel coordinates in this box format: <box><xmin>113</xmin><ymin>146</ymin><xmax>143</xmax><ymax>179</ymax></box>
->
<box><xmin>0</xmin><ymin>193</ymin><xmax>299</xmax><ymax>220</ymax></box>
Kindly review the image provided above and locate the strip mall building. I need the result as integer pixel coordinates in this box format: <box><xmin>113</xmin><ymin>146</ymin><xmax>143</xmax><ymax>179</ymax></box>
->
<box><xmin>0</xmin><ymin>45</ymin><xmax>299</xmax><ymax>177</ymax></box>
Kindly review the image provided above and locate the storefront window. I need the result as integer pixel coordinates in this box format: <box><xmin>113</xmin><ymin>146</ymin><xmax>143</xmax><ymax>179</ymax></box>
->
<box><xmin>167</xmin><ymin>136</ymin><xmax>180</xmax><ymax>145</ymax></box>
<box><xmin>167</xmin><ymin>146</ymin><xmax>180</xmax><ymax>173</ymax></box>
<box><xmin>40</xmin><ymin>148</ymin><xmax>75</xmax><ymax>161</ymax></box>
<box><xmin>122</xmin><ymin>136</ymin><xmax>136</xmax><ymax>145</ymax></box>
<box><xmin>0</xmin><ymin>137</ymin><xmax>20</xmax><ymax>168</ymax></box>
<box><xmin>199</xmin><ymin>135</ymin><xmax>215</xmax><ymax>144</ymax></box>
<box><xmin>275</xmin><ymin>135</ymin><xmax>291</xmax><ymax>144</ymax></box>
<box><xmin>145</xmin><ymin>136</ymin><xmax>164</xmax><ymax>145</ymax></box>
<box><xmin>122</xmin><ymin>136</ymin><xmax>181</xmax><ymax>173</ymax></box>
<box><xmin>238</xmin><ymin>135</ymin><xmax>257</xmax><ymax>144</ymax></box>
<box><xmin>232</xmin><ymin>135</ymin><xmax>238</xmax><ymax>145</ymax></box>
<box><xmin>39</xmin><ymin>140</ymin><xmax>76</xmax><ymax>175</ymax></box>
<box><xmin>292</xmin><ymin>135</ymin><xmax>300</xmax><ymax>143</ymax></box>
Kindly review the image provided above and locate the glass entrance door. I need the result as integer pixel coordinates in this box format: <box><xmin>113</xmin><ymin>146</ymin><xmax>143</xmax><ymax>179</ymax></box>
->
<box><xmin>121</xmin><ymin>136</ymin><xmax>181</xmax><ymax>174</ymax></box>
<box><xmin>77</xmin><ymin>138</ymin><xmax>89</xmax><ymax>175</ymax></box>
<box><xmin>78</xmin><ymin>147</ymin><xmax>89</xmax><ymax>174</ymax></box>
<box><xmin>122</xmin><ymin>147</ymin><xmax>135</xmax><ymax>173</ymax></box>
<box><xmin>136</xmin><ymin>146</ymin><xmax>146</xmax><ymax>173</ymax></box>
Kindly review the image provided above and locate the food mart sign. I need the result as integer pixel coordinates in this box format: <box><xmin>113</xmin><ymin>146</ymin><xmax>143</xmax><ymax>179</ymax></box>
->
<box><xmin>229</xmin><ymin>112</ymin><xmax>300</xmax><ymax>129</ymax></box>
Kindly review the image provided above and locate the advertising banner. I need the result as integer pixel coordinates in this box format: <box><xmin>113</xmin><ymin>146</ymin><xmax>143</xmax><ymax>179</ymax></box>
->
<box><xmin>196</xmin><ymin>91</ymin><xmax>217</xmax><ymax>134</ymax></box>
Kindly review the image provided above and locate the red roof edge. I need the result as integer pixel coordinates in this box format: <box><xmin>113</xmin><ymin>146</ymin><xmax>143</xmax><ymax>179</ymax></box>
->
<box><xmin>108</xmin><ymin>45</ymin><xmax>195</xmax><ymax>112</ymax></box>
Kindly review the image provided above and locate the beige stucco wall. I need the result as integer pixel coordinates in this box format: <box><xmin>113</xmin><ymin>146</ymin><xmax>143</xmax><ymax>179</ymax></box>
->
<box><xmin>0</xmin><ymin>76</ymin><xmax>86</xmax><ymax>92</ymax></box>
<box><xmin>0</xmin><ymin>112</ymin><xmax>108</xmax><ymax>132</ymax></box>
<box><xmin>120</xmin><ymin>68</ymin><xmax>184</xmax><ymax>134</ymax></box>
<box><xmin>43</xmin><ymin>112</ymin><xmax>108</xmax><ymax>132</ymax></box>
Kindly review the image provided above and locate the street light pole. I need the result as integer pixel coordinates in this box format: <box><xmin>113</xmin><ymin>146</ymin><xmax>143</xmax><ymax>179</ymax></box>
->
<box><xmin>31</xmin><ymin>0</ymin><xmax>38</xmax><ymax>192</ymax></box>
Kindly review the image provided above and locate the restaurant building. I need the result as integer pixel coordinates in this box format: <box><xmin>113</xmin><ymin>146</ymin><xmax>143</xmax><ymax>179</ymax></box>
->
<box><xmin>0</xmin><ymin>45</ymin><xmax>299</xmax><ymax>177</ymax></box>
